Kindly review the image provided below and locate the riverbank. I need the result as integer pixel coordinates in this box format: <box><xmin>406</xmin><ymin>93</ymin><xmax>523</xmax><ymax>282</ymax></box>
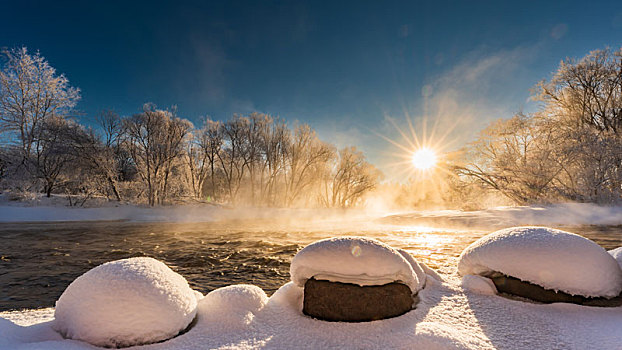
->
<box><xmin>1</xmin><ymin>193</ymin><xmax>621</xmax><ymax>228</ymax></box>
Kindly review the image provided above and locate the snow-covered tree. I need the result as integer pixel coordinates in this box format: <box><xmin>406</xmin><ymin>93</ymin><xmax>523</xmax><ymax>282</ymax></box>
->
<box><xmin>0</xmin><ymin>47</ymin><xmax>80</xmax><ymax>164</ymax></box>
<box><xmin>124</xmin><ymin>104</ymin><xmax>193</xmax><ymax>205</ymax></box>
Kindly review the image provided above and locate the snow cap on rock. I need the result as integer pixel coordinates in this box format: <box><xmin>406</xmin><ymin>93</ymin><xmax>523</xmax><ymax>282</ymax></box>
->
<box><xmin>458</xmin><ymin>226</ymin><xmax>622</xmax><ymax>298</ymax></box>
<box><xmin>290</xmin><ymin>237</ymin><xmax>422</xmax><ymax>292</ymax></box>
<box><xmin>53</xmin><ymin>257</ymin><xmax>199</xmax><ymax>348</ymax></box>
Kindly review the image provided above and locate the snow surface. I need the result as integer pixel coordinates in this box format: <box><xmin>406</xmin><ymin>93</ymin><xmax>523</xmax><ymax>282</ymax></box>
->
<box><xmin>4</xmin><ymin>277</ymin><xmax>622</xmax><ymax>349</ymax></box>
<box><xmin>0</xmin><ymin>193</ymin><xmax>378</xmax><ymax>224</ymax></box>
<box><xmin>197</xmin><ymin>284</ymin><xmax>268</xmax><ymax>331</ymax></box>
<box><xmin>290</xmin><ymin>237</ymin><xmax>422</xmax><ymax>292</ymax></box>
<box><xmin>609</xmin><ymin>247</ymin><xmax>622</xmax><ymax>271</ymax></box>
<box><xmin>53</xmin><ymin>257</ymin><xmax>199</xmax><ymax>348</ymax></box>
<box><xmin>385</xmin><ymin>203</ymin><xmax>622</xmax><ymax>228</ymax></box>
<box><xmin>397</xmin><ymin>248</ymin><xmax>427</xmax><ymax>288</ymax></box>
<box><xmin>461</xmin><ymin>275</ymin><xmax>497</xmax><ymax>296</ymax></box>
<box><xmin>458</xmin><ymin>227</ymin><xmax>622</xmax><ymax>298</ymax></box>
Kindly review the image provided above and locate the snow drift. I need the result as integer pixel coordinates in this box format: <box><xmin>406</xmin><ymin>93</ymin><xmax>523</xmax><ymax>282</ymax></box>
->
<box><xmin>458</xmin><ymin>226</ymin><xmax>622</xmax><ymax>298</ymax></box>
<box><xmin>290</xmin><ymin>237</ymin><xmax>423</xmax><ymax>292</ymax></box>
<box><xmin>53</xmin><ymin>257</ymin><xmax>199</xmax><ymax>347</ymax></box>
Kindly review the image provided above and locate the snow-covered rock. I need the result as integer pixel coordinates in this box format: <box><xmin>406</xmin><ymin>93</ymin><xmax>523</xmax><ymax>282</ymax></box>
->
<box><xmin>53</xmin><ymin>257</ymin><xmax>199</xmax><ymax>348</ymax></box>
<box><xmin>608</xmin><ymin>247</ymin><xmax>622</xmax><ymax>271</ymax></box>
<box><xmin>290</xmin><ymin>237</ymin><xmax>422</xmax><ymax>292</ymax></box>
<box><xmin>458</xmin><ymin>226</ymin><xmax>622</xmax><ymax>298</ymax></box>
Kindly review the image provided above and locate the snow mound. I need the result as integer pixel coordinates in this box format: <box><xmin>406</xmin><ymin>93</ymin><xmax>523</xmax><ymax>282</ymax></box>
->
<box><xmin>608</xmin><ymin>247</ymin><xmax>622</xmax><ymax>271</ymax></box>
<box><xmin>458</xmin><ymin>226</ymin><xmax>622</xmax><ymax>298</ymax></box>
<box><xmin>290</xmin><ymin>237</ymin><xmax>421</xmax><ymax>292</ymax></box>
<box><xmin>53</xmin><ymin>257</ymin><xmax>199</xmax><ymax>348</ymax></box>
<box><xmin>198</xmin><ymin>284</ymin><xmax>268</xmax><ymax>330</ymax></box>
<box><xmin>461</xmin><ymin>275</ymin><xmax>497</xmax><ymax>295</ymax></box>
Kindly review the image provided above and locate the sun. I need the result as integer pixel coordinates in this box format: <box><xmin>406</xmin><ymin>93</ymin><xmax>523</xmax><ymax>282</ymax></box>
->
<box><xmin>412</xmin><ymin>148</ymin><xmax>437</xmax><ymax>170</ymax></box>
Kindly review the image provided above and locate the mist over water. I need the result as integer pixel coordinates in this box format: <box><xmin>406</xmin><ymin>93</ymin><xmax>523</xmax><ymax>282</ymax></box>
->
<box><xmin>1</xmin><ymin>216</ymin><xmax>621</xmax><ymax>311</ymax></box>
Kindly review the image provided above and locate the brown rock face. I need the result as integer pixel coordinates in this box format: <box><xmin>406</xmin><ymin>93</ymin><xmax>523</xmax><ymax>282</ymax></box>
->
<box><xmin>303</xmin><ymin>278</ymin><xmax>416</xmax><ymax>322</ymax></box>
<box><xmin>491</xmin><ymin>274</ymin><xmax>622</xmax><ymax>307</ymax></box>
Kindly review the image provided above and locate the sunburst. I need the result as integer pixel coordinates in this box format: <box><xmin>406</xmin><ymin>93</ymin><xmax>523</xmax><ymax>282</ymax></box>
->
<box><xmin>411</xmin><ymin>147</ymin><xmax>437</xmax><ymax>170</ymax></box>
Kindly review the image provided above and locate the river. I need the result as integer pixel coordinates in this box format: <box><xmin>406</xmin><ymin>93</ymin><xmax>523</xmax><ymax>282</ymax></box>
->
<box><xmin>1</xmin><ymin>219</ymin><xmax>621</xmax><ymax>311</ymax></box>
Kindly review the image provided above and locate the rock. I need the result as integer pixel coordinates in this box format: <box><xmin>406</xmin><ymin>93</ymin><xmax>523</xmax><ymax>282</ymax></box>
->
<box><xmin>303</xmin><ymin>278</ymin><xmax>415</xmax><ymax>322</ymax></box>
<box><xmin>290</xmin><ymin>237</ymin><xmax>422</xmax><ymax>293</ymax></box>
<box><xmin>458</xmin><ymin>226</ymin><xmax>622</xmax><ymax>298</ymax></box>
<box><xmin>491</xmin><ymin>273</ymin><xmax>622</xmax><ymax>307</ymax></box>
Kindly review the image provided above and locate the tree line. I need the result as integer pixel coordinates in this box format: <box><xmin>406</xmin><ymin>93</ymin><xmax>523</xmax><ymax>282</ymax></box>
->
<box><xmin>0</xmin><ymin>48</ymin><xmax>381</xmax><ymax>207</ymax></box>
<box><xmin>451</xmin><ymin>47</ymin><xmax>622</xmax><ymax>206</ymax></box>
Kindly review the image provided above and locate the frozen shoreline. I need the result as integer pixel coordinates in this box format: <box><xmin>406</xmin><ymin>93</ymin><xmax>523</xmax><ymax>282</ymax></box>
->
<box><xmin>1</xmin><ymin>196</ymin><xmax>621</xmax><ymax>228</ymax></box>
<box><xmin>382</xmin><ymin>203</ymin><xmax>622</xmax><ymax>228</ymax></box>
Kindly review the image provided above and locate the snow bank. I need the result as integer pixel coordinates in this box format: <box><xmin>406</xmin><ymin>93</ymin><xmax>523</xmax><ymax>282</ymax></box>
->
<box><xmin>53</xmin><ymin>257</ymin><xmax>199</xmax><ymax>348</ymax></box>
<box><xmin>384</xmin><ymin>203</ymin><xmax>622</xmax><ymax>228</ymax></box>
<box><xmin>458</xmin><ymin>227</ymin><xmax>622</xmax><ymax>298</ymax></box>
<box><xmin>6</xmin><ymin>277</ymin><xmax>622</xmax><ymax>349</ymax></box>
<box><xmin>0</xmin><ymin>194</ymin><xmax>381</xmax><ymax>224</ymax></box>
<box><xmin>290</xmin><ymin>237</ymin><xmax>422</xmax><ymax>292</ymax></box>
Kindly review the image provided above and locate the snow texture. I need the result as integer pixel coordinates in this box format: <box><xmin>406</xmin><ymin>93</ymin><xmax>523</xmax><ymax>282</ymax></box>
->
<box><xmin>52</xmin><ymin>257</ymin><xmax>199</xmax><ymax>348</ymax></box>
<box><xmin>197</xmin><ymin>284</ymin><xmax>268</xmax><ymax>331</ymax></box>
<box><xmin>290</xmin><ymin>237</ymin><xmax>422</xmax><ymax>292</ymax></box>
<box><xmin>461</xmin><ymin>275</ymin><xmax>497</xmax><ymax>296</ymax></box>
<box><xmin>458</xmin><ymin>226</ymin><xmax>622</xmax><ymax>298</ymax></box>
<box><xmin>5</xmin><ymin>277</ymin><xmax>622</xmax><ymax>349</ymax></box>
<box><xmin>608</xmin><ymin>247</ymin><xmax>622</xmax><ymax>271</ymax></box>
<box><xmin>397</xmin><ymin>248</ymin><xmax>427</xmax><ymax>288</ymax></box>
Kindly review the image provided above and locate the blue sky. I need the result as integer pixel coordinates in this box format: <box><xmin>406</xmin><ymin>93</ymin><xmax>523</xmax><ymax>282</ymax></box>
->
<box><xmin>2</xmin><ymin>0</ymin><xmax>622</xmax><ymax>176</ymax></box>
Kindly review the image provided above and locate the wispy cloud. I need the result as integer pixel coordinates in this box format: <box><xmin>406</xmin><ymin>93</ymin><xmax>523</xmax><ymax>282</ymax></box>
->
<box><xmin>389</xmin><ymin>44</ymin><xmax>542</xmax><ymax>152</ymax></box>
<box><xmin>319</xmin><ymin>44</ymin><xmax>545</xmax><ymax>180</ymax></box>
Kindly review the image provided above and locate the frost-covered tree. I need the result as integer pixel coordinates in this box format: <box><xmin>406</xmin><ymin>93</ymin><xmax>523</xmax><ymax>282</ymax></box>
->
<box><xmin>534</xmin><ymin>48</ymin><xmax>622</xmax><ymax>133</ymax></box>
<box><xmin>454</xmin><ymin>114</ymin><xmax>565</xmax><ymax>204</ymax></box>
<box><xmin>217</xmin><ymin>116</ymin><xmax>250</xmax><ymax>204</ymax></box>
<box><xmin>61</xmin><ymin>111</ymin><xmax>124</xmax><ymax>201</ymax></box>
<box><xmin>533</xmin><ymin>47</ymin><xmax>622</xmax><ymax>202</ymax></box>
<box><xmin>257</xmin><ymin>116</ymin><xmax>289</xmax><ymax>206</ymax></box>
<box><xmin>124</xmin><ymin>104</ymin><xmax>193</xmax><ymax>205</ymax></box>
<box><xmin>322</xmin><ymin>146</ymin><xmax>381</xmax><ymax>208</ymax></box>
<box><xmin>187</xmin><ymin>117</ymin><xmax>223</xmax><ymax>201</ymax></box>
<box><xmin>454</xmin><ymin>47</ymin><xmax>622</xmax><ymax>205</ymax></box>
<box><xmin>0</xmin><ymin>47</ymin><xmax>80</xmax><ymax>165</ymax></box>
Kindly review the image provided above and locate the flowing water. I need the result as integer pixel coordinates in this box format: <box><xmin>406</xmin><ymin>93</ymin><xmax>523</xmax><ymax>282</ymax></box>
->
<box><xmin>0</xmin><ymin>219</ymin><xmax>621</xmax><ymax>311</ymax></box>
